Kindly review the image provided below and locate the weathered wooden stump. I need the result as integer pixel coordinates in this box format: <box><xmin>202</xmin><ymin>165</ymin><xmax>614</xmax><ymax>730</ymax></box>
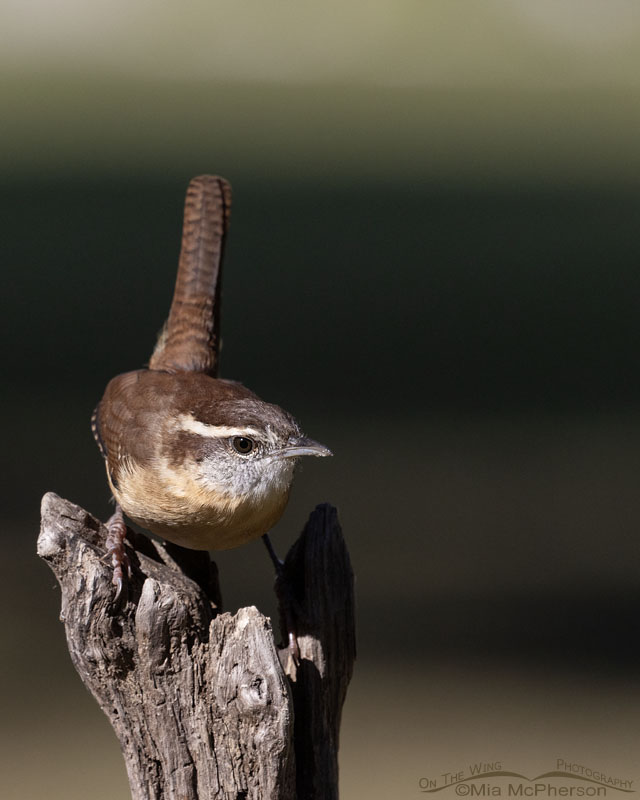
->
<box><xmin>38</xmin><ymin>492</ymin><xmax>355</xmax><ymax>800</ymax></box>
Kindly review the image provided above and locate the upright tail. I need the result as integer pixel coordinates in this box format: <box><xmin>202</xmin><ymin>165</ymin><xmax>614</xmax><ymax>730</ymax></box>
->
<box><xmin>149</xmin><ymin>175</ymin><xmax>232</xmax><ymax>376</ymax></box>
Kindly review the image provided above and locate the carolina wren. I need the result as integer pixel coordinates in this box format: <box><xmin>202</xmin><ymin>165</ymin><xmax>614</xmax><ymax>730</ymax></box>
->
<box><xmin>92</xmin><ymin>175</ymin><xmax>331</xmax><ymax>599</ymax></box>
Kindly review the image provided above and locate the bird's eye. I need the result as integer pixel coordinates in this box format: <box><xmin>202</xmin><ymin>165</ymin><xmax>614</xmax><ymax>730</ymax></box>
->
<box><xmin>232</xmin><ymin>436</ymin><xmax>254</xmax><ymax>455</ymax></box>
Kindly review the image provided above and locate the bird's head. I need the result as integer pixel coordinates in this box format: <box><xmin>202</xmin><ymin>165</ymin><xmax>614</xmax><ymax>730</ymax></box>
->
<box><xmin>169</xmin><ymin>397</ymin><xmax>331</xmax><ymax>503</ymax></box>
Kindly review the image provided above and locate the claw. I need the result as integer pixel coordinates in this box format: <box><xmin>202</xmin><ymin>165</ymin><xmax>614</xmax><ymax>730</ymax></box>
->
<box><xmin>263</xmin><ymin>533</ymin><xmax>300</xmax><ymax>661</ymax></box>
<box><xmin>113</xmin><ymin>574</ymin><xmax>124</xmax><ymax>605</ymax></box>
<box><xmin>287</xmin><ymin>630</ymin><xmax>300</xmax><ymax>665</ymax></box>
<box><xmin>104</xmin><ymin>504</ymin><xmax>130</xmax><ymax>604</ymax></box>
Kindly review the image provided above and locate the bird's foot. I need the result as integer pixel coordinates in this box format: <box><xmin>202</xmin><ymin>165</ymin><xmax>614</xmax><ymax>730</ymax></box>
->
<box><xmin>283</xmin><ymin>625</ymin><xmax>300</xmax><ymax>665</ymax></box>
<box><xmin>104</xmin><ymin>505</ymin><xmax>132</xmax><ymax>603</ymax></box>
<box><xmin>262</xmin><ymin>533</ymin><xmax>300</xmax><ymax>665</ymax></box>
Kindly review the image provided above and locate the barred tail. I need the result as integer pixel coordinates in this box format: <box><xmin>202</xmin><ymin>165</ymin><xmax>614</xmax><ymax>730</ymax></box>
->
<box><xmin>149</xmin><ymin>175</ymin><xmax>232</xmax><ymax>376</ymax></box>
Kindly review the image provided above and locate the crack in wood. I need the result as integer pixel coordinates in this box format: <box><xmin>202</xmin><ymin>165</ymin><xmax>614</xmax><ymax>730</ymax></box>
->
<box><xmin>38</xmin><ymin>492</ymin><xmax>355</xmax><ymax>800</ymax></box>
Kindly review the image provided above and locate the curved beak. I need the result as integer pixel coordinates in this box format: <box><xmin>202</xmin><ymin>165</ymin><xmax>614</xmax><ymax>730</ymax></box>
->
<box><xmin>279</xmin><ymin>437</ymin><xmax>333</xmax><ymax>459</ymax></box>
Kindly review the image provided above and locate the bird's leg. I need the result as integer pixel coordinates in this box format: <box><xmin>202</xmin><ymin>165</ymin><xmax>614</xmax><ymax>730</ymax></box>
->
<box><xmin>262</xmin><ymin>533</ymin><xmax>300</xmax><ymax>663</ymax></box>
<box><xmin>104</xmin><ymin>503</ymin><xmax>132</xmax><ymax>603</ymax></box>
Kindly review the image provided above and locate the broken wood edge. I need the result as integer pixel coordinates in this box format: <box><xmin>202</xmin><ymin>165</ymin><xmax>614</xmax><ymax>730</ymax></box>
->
<box><xmin>38</xmin><ymin>491</ymin><xmax>355</xmax><ymax>800</ymax></box>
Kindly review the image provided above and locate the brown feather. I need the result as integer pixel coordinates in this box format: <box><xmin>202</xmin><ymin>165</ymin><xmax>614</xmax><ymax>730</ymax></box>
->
<box><xmin>95</xmin><ymin>370</ymin><xmax>261</xmax><ymax>486</ymax></box>
<box><xmin>148</xmin><ymin>175</ymin><xmax>231</xmax><ymax>376</ymax></box>
<box><xmin>93</xmin><ymin>370</ymin><xmax>298</xmax><ymax>549</ymax></box>
<box><xmin>91</xmin><ymin>175</ymin><xmax>328</xmax><ymax>552</ymax></box>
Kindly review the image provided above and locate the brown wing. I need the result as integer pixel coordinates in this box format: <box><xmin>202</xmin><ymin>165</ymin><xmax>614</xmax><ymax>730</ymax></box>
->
<box><xmin>92</xmin><ymin>370</ymin><xmax>169</xmax><ymax>489</ymax></box>
<box><xmin>92</xmin><ymin>369</ymin><xmax>263</xmax><ymax>489</ymax></box>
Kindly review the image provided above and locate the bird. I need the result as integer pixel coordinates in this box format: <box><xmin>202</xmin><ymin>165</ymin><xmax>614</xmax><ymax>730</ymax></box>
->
<box><xmin>91</xmin><ymin>175</ymin><xmax>332</xmax><ymax>621</ymax></box>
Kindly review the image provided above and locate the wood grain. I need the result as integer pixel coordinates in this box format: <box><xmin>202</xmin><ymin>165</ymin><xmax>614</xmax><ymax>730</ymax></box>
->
<box><xmin>38</xmin><ymin>492</ymin><xmax>355</xmax><ymax>800</ymax></box>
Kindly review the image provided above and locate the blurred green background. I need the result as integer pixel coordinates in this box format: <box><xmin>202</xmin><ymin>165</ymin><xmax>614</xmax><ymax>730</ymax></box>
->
<box><xmin>3</xmin><ymin>2</ymin><xmax>640</xmax><ymax>798</ymax></box>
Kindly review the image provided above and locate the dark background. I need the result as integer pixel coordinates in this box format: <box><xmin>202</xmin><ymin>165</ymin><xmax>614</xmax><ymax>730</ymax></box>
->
<box><xmin>3</xmin><ymin>6</ymin><xmax>640</xmax><ymax>797</ymax></box>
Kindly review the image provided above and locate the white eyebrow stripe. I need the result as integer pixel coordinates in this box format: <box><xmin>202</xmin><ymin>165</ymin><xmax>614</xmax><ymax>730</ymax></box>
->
<box><xmin>177</xmin><ymin>414</ymin><xmax>262</xmax><ymax>440</ymax></box>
